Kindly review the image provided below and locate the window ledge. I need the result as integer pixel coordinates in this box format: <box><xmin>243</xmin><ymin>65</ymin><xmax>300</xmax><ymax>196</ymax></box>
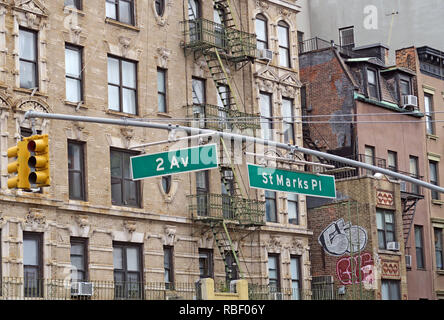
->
<box><xmin>65</xmin><ymin>100</ymin><xmax>88</xmax><ymax>110</ymax></box>
<box><xmin>63</xmin><ymin>6</ymin><xmax>85</xmax><ymax>17</ymax></box>
<box><xmin>432</xmin><ymin>200</ymin><xmax>444</xmax><ymax>206</ymax></box>
<box><xmin>105</xmin><ymin>18</ymin><xmax>140</xmax><ymax>32</ymax></box>
<box><xmin>437</xmin><ymin>270</ymin><xmax>444</xmax><ymax>275</ymax></box>
<box><xmin>157</xmin><ymin>112</ymin><xmax>172</xmax><ymax>118</ymax></box>
<box><xmin>427</xmin><ymin>134</ymin><xmax>439</xmax><ymax>140</ymax></box>
<box><xmin>378</xmin><ymin>249</ymin><xmax>402</xmax><ymax>256</ymax></box>
<box><xmin>106</xmin><ymin>109</ymin><xmax>138</xmax><ymax>118</ymax></box>
<box><xmin>13</xmin><ymin>87</ymin><xmax>48</xmax><ymax>98</ymax></box>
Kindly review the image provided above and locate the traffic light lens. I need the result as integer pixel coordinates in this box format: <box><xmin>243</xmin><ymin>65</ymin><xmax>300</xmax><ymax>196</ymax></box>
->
<box><xmin>28</xmin><ymin>157</ymin><xmax>36</xmax><ymax>167</ymax></box>
<box><xmin>28</xmin><ymin>140</ymin><xmax>36</xmax><ymax>152</ymax></box>
<box><xmin>29</xmin><ymin>172</ymin><xmax>37</xmax><ymax>184</ymax></box>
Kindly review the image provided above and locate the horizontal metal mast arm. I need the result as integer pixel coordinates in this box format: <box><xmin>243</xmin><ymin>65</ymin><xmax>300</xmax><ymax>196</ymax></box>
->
<box><xmin>24</xmin><ymin>110</ymin><xmax>444</xmax><ymax>194</ymax></box>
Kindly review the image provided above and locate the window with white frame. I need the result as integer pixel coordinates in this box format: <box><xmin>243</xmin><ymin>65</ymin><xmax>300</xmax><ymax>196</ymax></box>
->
<box><xmin>287</xmin><ymin>193</ymin><xmax>298</xmax><ymax>225</ymax></box>
<box><xmin>282</xmin><ymin>97</ymin><xmax>295</xmax><ymax>145</ymax></box>
<box><xmin>106</xmin><ymin>0</ymin><xmax>135</xmax><ymax>25</ymax></box>
<box><xmin>157</xmin><ymin>68</ymin><xmax>167</xmax><ymax>113</ymax></box>
<box><xmin>107</xmin><ymin>56</ymin><xmax>137</xmax><ymax>114</ymax></box>
<box><xmin>277</xmin><ymin>21</ymin><xmax>290</xmax><ymax>68</ymax></box>
<box><xmin>260</xmin><ymin>92</ymin><xmax>273</xmax><ymax>140</ymax></box>
<box><xmin>65</xmin><ymin>44</ymin><xmax>83</xmax><ymax>103</ymax></box>
<box><xmin>19</xmin><ymin>28</ymin><xmax>38</xmax><ymax>90</ymax></box>
<box><xmin>255</xmin><ymin>14</ymin><xmax>268</xmax><ymax>50</ymax></box>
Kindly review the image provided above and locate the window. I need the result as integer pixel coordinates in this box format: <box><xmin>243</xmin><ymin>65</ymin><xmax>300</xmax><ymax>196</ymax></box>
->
<box><xmin>339</xmin><ymin>26</ymin><xmax>354</xmax><ymax>48</ymax></box>
<box><xmin>268</xmin><ymin>254</ymin><xmax>280</xmax><ymax>292</ymax></box>
<box><xmin>70</xmin><ymin>238</ymin><xmax>87</xmax><ymax>282</ymax></box>
<box><xmin>435</xmin><ymin>228</ymin><xmax>443</xmax><ymax>270</ymax></box>
<box><xmin>429</xmin><ymin>160</ymin><xmax>439</xmax><ymax>200</ymax></box>
<box><xmin>19</xmin><ymin>28</ymin><xmax>38</xmax><ymax>90</ymax></box>
<box><xmin>217</xmin><ymin>84</ymin><xmax>231</xmax><ymax>130</ymax></box>
<box><xmin>287</xmin><ymin>193</ymin><xmax>298</xmax><ymax>225</ymax></box>
<box><xmin>225</xmin><ymin>251</ymin><xmax>239</xmax><ymax>282</ymax></box>
<box><xmin>65</xmin><ymin>0</ymin><xmax>81</xmax><ymax>9</ymax></box>
<box><xmin>400</xmin><ymin>79</ymin><xmax>411</xmax><ymax>96</ymax></box>
<box><xmin>107</xmin><ymin>56</ymin><xmax>137</xmax><ymax>114</ymax></box>
<box><xmin>155</xmin><ymin>0</ymin><xmax>165</xmax><ymax>16</ymax></box>
<box><xmin>290</xmin><ymin>256</ymin><xmax>301</xmax><ymax>300</ymax></box>
<box><xmin>162</xmin><ymin>175</ymin><xmax>172</xmax><ymax>194</ymax></box>
<box><xmin>23</xmin><ymin>232</ymin><xmax>43</xmax><ymax>297</ymax></box>
<box><xmin>157</xmin><ymin>68</ymin><xmax>167</xmax><ymax>113</ymax></box>
<box><xmin>106</xmin><ymin>0</ymin><xmax>135</xmax><ymax>25</ymax></box>
<box><xmin>381</xmin><ymin>280</ymin><xmax>400</xmax><ymax>300</ymax></box>
<box><xmin>415</xmin><ymin>225</ymin><xmax>425</xmax><ymax>269</ymax></box>
<box><xmin>192</xmin><ymin>77</ymin><xmax>206</xmax><ymax>128</ymax></box>
<box><xmin>424</xmin><ymin>94</ymin><xmax>435</xmax><ymax>135</ymax></box>
<box><xmin>110</xmin><ymin>148</ymin><xmax>141</xmax><ymax>207</ymax></box>
<box><xmin>364</xmin><ymin>145</ymin><xmax>375</xmax><ymax>175</ymax></box>
<box><xmin>68</xmin><ymin>140</ymin><xmax>86</xmax><ymax>201</ymax></box>
<box><xmin>265</xmin><ymin>190</ymin><xmax>277</xmax><ymax>223</ymax></box>
<box><xmin>213</xmin><ymin>5</ymin><xmax>226</xmax><ymax>48</ymax></box>
<box><xmin>297</xmin><ymin>31</ymin><xmax>304</xmax><ymax>53</ymax></box>
<box><xmin>196</xmin><ymin>170</ymin><xmax>209</xmax><ymax>216</ymax></box>
<box><xmin>409</xmin><ymin>156</ymin><xmax>420</xmax><ymax>194</ymax></box>
<box><xmin>255</xmin><ymin>14</ymin><xmax>268</xmax><ymax>50</ymax></box>
<box><xmin>387</xmin><ymin>151</ymin><xmax>398</xmax><ymax>172</ymax></box>
<box><xmin>221</xmin><ymin>168</ymin><xmax>235</xmax><ymax>219</ymax></box>
<box><xmin>376</xmin><ymin>209</ymin><xmax>395</xmax><ymax>249</ymax></box>
<box><xmin>164</xmin><ymin>246</ymin><xmax>174</xmax><ymax>289</ymax></box>
<box><xmin>367</xmin><ymin>68</ymin><xmax>379</xmax><ymax>99</ymax></box>
<box><xmin>260</xmin><ymin>92</ymin><xmax>273</xmax><ymax>140</ymax></box>
<box><xmin>199</xmin><ymin>249</ymin><xmax>213</xmax><ymax>278</ymax></box>
<box><xmin>188</xmin><ymin>0</ymin><xmax>200</xmax><ymax>19</ymax></box>
<box><xmin>277</xmin><ymin>21</ymin><xmax>290</xmax><ymax>68</ymax></box>
<box><xmin>113</xmin><ymin>242</ymin><xmax>142</xmax><ymax>299</ymax></box>
<box><xmin>282</xmin><ymin>97</ymin><xmax>295</xmax><ymax>145</ymax></box>
<box><xmin>65</xmin><ymin>45</ymin><xmax>83</xmax><ymax>103</ymax></box>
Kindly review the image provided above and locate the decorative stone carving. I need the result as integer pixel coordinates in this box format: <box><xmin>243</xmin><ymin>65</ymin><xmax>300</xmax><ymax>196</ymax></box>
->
<box><xmin>24</xmin><ymin>208</ymin><xmax>46</xmax><ymax>228</ymax></box>
<box><xmin>156</xmin><ymin>47</ymin><xmax>171</xmax><ymax>69</ymax></box>
<box><xmin>255</xmin><ymin>0</ymin><xmax>269</xmax><ymax>10</ymax></box>
<box><xmin>76</xmin><ymin>215</ymin><xmax>89</xmax><ymax>228</ymax></box>
<box><xmin>163</xmin><ymin>225</ymin><xmax>177</xmax><ymax>246</ymax></box>
<box><xmin>119</xmin><ymin>36</ymin><xmax>131</xmax><ymax>57</ymax></box>
<box><xmin>124</xmin><ymin>220</ymin><xmax>137</xmax><ymax>233</ymax></box>
<box><xmin>14</xmin><ymin>96</ymin><xmax>51</xmax><ymax>113</ymax></box>
<box><xmin>267</xmin><ymin>236</ymin><xmax>281</xmax><ymax>251</ymax></box>
<box><xmin>279</xmin><ymin>8</ymin><xmax>292</xmax><ymax>19</ymax></box>
<box><xmin>120</xmin><ymin>127</ymin><xmax>134</xmax><ymax>149</ymax></box>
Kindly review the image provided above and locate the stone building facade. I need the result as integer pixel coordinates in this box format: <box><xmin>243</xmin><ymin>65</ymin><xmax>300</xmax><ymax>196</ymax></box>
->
<box><xmin>0</xmin><ymin>0</ymin><xmax>311</xmax><ymax>300</ymax></box>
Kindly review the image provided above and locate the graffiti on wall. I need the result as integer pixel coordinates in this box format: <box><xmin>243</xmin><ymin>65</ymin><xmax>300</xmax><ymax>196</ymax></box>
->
<box><xmin>318</xmin><ymin>218</ymin><xmax>368</xmax><ymax>256</ymax></box>
<box><xmin>336</xmin><ymin>252</ymin><xmax>374</xmax><ymax>286</ymax></box>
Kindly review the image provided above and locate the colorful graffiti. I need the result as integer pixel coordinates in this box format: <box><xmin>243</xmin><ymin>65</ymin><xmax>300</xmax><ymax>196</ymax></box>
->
<box><xmin>318</xmin><ymin>218</ymin><xmax>368</xmax><ymax>256</ymax></box>
<box><xmin>336</xmin><ymin>252</ymin><xmax>374</xmax><ymax>285</ymax></box>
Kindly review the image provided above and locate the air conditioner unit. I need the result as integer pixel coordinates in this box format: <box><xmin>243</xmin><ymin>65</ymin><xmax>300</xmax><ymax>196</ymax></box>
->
<box><xmin>258</xmin><ymin>49</ymin><xmax>273</xmax><ymax>61</ymax></box>
<box><xmin>71</xmin><ymin>282</ymin><xmax>93</xmax><ymax>296</ymax></box>
<box><xmin>402</xmin><ymin>95</ymin><xmax>418</xmax><ymax>109</ymax></box>
<box><xmin>270</xmin><ymin>292</ymin><xmax>284</xmax><ymax>300</ymax></box>
<box><xmin>405</xmin><ymin>255</ymin><xmax>412</xmax><ymax>268</ymax></box>
<box><xmin>387</xmin><ymin>241</ymin><xmax>400</xmax><ymax>251</ymax></box>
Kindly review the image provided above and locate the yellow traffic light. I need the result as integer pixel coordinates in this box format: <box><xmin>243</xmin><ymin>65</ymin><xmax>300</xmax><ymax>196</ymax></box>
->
<box><xmin>7</xmin><ymin>140</ymin><xmax>31</xmax><ymax>189</ymax></box>
<box><xmin>25</xmin><ymin>134</ymin><xmax>50</xmax><ymax>187</ymax></box>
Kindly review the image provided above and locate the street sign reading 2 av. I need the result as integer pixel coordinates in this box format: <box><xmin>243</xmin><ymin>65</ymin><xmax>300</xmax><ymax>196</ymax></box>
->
<box><xmin>130</xmin><ymin>144</ymin><xmax>218</xmax><ymax>180</ymax></box>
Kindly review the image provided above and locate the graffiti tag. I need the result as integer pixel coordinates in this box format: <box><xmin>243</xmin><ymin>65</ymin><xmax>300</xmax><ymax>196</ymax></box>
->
<box><xmin>318</xmin><ymin>218</ymin><xmax>368</xmax><ymax>256</ymax></box>
<box><xmin>336</xmin><ymin>252</ymin><xmax>374</xmax><ymax>286</ymax></box>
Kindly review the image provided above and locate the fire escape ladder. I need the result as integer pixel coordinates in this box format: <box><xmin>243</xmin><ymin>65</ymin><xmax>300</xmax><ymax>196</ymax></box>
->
<box><xmin>210</xmin><ymin>221</ymin><xmax>244</xmax><ymax>281</ymax></box>
<box><xmin>301</xmin><ymin>122</ymin><xmax>330</xmax><ymax>165</ymax></box>
<box><xmin>214</xmin><ymin>0</ymin><xmax>238</xmax><ymax>30</ymax></box>
<box><xmin>402</xmin><ymin>198</ymin><xmax>419</xmax><ymax>247</ymax></box>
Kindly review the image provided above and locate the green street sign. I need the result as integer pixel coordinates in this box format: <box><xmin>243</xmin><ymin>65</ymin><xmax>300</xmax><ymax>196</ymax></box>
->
<box><xmin>247</xmin><ymin>164</ymin><xmax>336</xmax><ymax>199</ymax></box>
<box><xmin>131</xmin><ymin>144</ymin><xmax>219</xmax><ymax>180</ymax></box>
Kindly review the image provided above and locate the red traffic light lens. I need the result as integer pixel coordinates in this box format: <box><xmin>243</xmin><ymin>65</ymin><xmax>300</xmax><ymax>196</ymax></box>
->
<box><xmin>27</xmin><ymin>140</ymin><xmax>36</xmax><ymax>152</ymax></box>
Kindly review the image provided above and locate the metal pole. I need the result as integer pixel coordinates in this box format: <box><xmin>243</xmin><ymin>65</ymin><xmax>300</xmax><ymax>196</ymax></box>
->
<box><xmin>24</xmin><ymin>110</ymin><xmax>444</xmax><ymax>194</ymax></box>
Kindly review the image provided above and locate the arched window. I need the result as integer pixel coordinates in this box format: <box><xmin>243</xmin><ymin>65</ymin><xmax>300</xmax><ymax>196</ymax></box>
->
<box><xmin>188</xmin><ymin>0</ymin><xmax>200</xmax><ymax>19</ymax></box>
<box><xmin>277</xmin><ymin>21</ymin><xmax>290</xmax><ymax>67</ymax></box>
<box><xmin>155</xmin><ymin>0</ymin><xmax>165</xmax><ymax>17</ymax></box>
<box><xmin>255</xmin><ymin>14</ymin><xmax>268</xmax><ymax>50</ymax></box>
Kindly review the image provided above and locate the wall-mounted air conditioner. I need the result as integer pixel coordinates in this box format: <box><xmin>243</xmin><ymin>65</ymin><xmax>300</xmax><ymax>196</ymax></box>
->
<box><xmin>402</xmin><ymin>95</ymin><xmax>418</xmax><ymax>109</ymax></box>
<box><xmin>71</xmin><ymin>282</ymin><xmax>93</xmax><ymax>296</ymax></box>
<box><xmin>258</xmin><ymin>49</ymin><xmax>273</xmax><ymax>61</ymax></box>
<box><xmin>387</xmin><ymin>241</ymin><xmax>400</xmax><ymax>251</ymax></box>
